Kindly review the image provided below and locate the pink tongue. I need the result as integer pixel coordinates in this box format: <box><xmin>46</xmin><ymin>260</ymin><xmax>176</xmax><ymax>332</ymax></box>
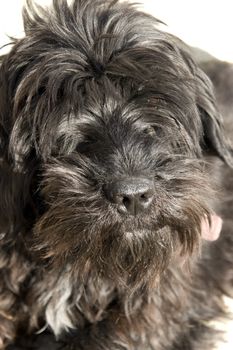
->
<box><xmin>201</xmin><ymin>214</ymin><xmax>222</xmax><ymax>241</ymax></box>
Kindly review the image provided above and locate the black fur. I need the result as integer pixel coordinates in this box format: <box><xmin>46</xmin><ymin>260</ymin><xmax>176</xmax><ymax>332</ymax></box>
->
<box><xmin>0</xmin><ymin>1</ymin><xmax>233</xmax><ymax>349</ymax></box>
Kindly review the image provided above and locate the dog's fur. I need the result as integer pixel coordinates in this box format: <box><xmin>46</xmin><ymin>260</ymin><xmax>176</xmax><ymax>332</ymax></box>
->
<box><xmin>0</xmin><ymin>1</ymin><xmax>233</xmax><ymax>349</ymax></box>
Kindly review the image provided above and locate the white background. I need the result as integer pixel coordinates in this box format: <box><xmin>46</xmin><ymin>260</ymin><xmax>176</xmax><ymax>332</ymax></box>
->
<box><xmin>0</xmin><ymin>0</ymin><xmax>233</xmax><ymax>61</ymax></box>
<box><xmin>0</xmin><ymin>1</ymin><xmax>233</xmax><ymax>348</ymax></box>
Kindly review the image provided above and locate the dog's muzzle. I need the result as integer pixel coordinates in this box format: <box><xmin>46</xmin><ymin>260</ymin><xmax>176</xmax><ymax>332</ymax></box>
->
<box><xmin>104</xmin><ymin>177</ymin><xmax>155</xmax><ymax>215</ymax></box>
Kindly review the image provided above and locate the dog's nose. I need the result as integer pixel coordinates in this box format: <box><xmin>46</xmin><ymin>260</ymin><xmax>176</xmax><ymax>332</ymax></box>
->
<box><xmin>104</xmin><ymin>178</ymin><xmax>154</xmax><ymax>215</ymax></box>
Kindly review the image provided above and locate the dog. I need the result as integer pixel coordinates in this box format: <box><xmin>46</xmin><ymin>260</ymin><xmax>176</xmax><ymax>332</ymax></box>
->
<box><xmin>0</xmin><ymin>0</ymin><xmax>233</xmax><ymax>349</ymax></box>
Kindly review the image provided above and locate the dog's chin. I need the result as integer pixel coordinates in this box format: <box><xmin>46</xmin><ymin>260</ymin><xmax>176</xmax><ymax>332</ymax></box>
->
<box><xmin>33</xmin><ymin>204</ymin><xmax>201</xmax><ymax>294</ymax></box>
<box><xmin>81</xmin><ymin>225</ymin><xmax>195</xmax><ymax>292</ymax></box>
<box><xmin>70</xmin><ymin>226</ymin><xmax>171</xmax><ymax>294</ymax></box>
<box><xmin>78</xmin><ymin>224</ymin><xmax>199</xmax><ymax>298</ymax></box>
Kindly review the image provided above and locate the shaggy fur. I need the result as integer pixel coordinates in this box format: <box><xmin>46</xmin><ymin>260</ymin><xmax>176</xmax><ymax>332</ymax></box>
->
<box><xmin>0</xmin><ymin>1</ymin><xmax>233</xmax><ymax>349</ymax></box>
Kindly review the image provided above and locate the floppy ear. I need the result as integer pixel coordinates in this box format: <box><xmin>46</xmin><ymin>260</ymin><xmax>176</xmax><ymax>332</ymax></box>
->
<box><xmin>195</xmin><ymin>66</ymin><xmax>233</xmax><ymax>167</ymax></box>
<box><xmin>0</xmin><ymin>56</ymin><xmax>9</xmax><ymax>160</ymax></box>
<box><xmin>0</xmin><ymin>57</ymin><xmax>21</xmax><ymax>234</ymax></box>
<box><xmin>177</xmin><ymin>43</ymin><xmax>233</xmax><ymax>166</ymax></box>
<box><xmin>0</xmin><ymin>55</ymin><xmax>39</xmax><ymax>238</ymax></box>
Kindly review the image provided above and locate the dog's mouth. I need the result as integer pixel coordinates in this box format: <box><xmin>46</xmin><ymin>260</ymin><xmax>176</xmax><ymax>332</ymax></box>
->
<box><xmin>121</xmin><ymin>213</ymin><xmax>223</xmax><ymax>241</ymax></box>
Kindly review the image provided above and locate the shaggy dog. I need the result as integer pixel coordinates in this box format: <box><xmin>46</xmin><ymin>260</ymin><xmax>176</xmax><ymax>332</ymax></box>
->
<box><xmin>0</xmin><ymin>0</ymin><xmax>233</xmax><ymax>349</ymax></box>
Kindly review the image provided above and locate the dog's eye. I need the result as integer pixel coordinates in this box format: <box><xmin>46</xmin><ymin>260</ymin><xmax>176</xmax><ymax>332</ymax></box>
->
<box><xmin>143</xmin><ymin>126</ymin><xmax>157</xmax><ymax>137</ymax></box>
<box><xmin>76</xmin><ymin>136</ymin><xmax>97</xmax><ymax>154</ymax></box>
<box><xmin>76</xmin><ymin>141</ymin><xmax>89</xmax><ymax>153</ymax></box>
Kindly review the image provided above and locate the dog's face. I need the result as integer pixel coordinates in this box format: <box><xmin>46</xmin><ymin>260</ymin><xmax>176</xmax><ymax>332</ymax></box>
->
<box><xmin>0</xmin><ymin>0</ymin><xmax>232</xmax><ymax>294</ymax></box>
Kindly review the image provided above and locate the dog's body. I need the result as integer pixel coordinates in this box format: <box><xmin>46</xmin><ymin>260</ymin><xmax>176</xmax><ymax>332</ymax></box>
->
<box><xmin>0</xmin><ymin>1</ymin><xmax>233</xmax><ymax>349</ymax></box>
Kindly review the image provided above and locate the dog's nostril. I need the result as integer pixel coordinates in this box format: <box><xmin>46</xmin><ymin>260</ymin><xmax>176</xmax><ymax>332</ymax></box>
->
<box><xmin>123</xmin><ymin>196</ymin><xmax>130</xmax><ymax>206</ymax></box>
<box><xmin>140</xmin><ymin>193</ymin><xmax>148</xmax><ymax>200</ymax></box>
<box><xmin>104</xmin><ymin>178</ymin><xmax>155</xmax><ymax>215</ymax></box>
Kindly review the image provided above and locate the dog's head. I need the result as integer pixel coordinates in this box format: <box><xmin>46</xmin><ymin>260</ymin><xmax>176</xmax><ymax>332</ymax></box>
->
<box><xmin>0</xmin><ymin>0</ymin><xmax>232</xmax><ymax>294</ymax></box>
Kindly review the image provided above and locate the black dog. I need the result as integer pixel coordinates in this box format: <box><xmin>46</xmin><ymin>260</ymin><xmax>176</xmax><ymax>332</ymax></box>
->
<box><xmin>0</xmin><ymin>1</ymin><xmax>233</xmax><ymax>349</ymax></box>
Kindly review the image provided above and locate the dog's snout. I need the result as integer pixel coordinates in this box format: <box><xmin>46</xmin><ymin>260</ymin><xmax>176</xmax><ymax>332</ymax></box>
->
<box><xmin>104</xmin><ymin>178</ymin><xmax>154</xmax><ymax>215</ymax></box>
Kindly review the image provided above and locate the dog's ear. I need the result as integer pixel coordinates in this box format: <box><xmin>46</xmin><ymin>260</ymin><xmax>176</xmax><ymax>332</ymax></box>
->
<box><xmin>0</xmin><ymin>56</ymin><xmax>21</xmax><ymax>235</ymax></box>
<box><xmin>0</xmin><ymin>55</ymin><xmax>9</xmax><ymax>160</ymax></box>
<box><xmin>176</xmin><ymin>44</ymin><xmax>233</xmax><ymax>166</ymax></box>
<box><xmin>194</xmin><ymin>64</ymin><xmax>233</xmax><ymax>166</ymax></box>
<box><xmin>0</xmin><ymin>55</ymin><xmax>39</xmax><ymax>238</ymax></box>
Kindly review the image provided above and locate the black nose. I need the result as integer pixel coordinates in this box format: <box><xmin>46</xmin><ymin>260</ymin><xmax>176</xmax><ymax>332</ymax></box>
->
<box><xmin>104</xmin><ymin>178</ymin><xmax>154</xmax><ymax>215</ymax></box>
